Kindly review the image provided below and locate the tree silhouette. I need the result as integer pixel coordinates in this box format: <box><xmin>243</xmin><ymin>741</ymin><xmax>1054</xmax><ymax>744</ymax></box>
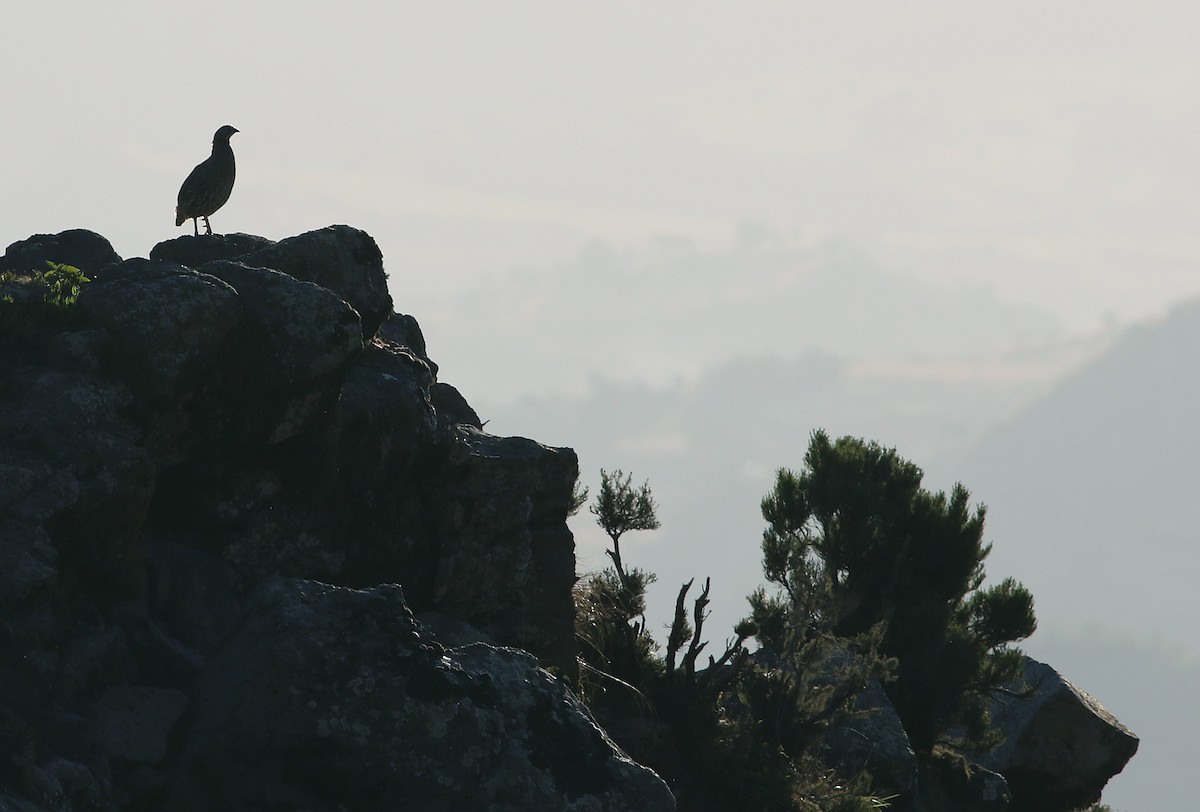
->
<box><xmin>754</xmin><ymin>430</ymin><xmax>1036</xmax><ymax>753</ymax></box>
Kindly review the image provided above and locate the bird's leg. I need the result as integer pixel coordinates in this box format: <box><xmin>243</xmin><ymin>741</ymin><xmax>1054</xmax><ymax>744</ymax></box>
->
<box><xmin>202</xmin><ymin>216</ymin><xmax>212</xmax><ymax>236</ymax></box>
<box><xmin>192</xmin><ymin>218</ymin><xmax>200</xmax><ymax>237</ymax></box>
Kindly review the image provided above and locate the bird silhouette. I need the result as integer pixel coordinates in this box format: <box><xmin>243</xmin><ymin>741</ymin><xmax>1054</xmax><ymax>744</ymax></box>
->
<box><xmin>176</xmin><ymin>125</ymin><xmax>239</xmax><ymax>236</ymax></box>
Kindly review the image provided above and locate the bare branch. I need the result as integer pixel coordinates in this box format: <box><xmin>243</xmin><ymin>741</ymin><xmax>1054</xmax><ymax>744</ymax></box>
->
<box><xmin>665</xmin><ymin>578</ymin><xmax>694</xmax><ymax>674</ymax></box>
<box><xmin>683</xmin><ymin>577</ymin><xmax>712</xmax><ymax>681</ymax></box>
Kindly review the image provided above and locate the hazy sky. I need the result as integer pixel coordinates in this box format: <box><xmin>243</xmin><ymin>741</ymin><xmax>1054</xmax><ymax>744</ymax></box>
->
<box><xmin>7</xmin><ymin>5</ymin><xmax>1198</xmax><ymax>807</ymax></box>
<box><xmin>9</xmin><ymin>3</ymin><xmax>1200</xmax><ymax>341</ymax></box>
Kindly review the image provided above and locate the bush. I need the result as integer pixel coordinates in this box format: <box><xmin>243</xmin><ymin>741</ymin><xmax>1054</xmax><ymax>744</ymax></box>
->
<box><xmin>575</xmin><ymin>469</ymin><xmax>891</xmax><ymax>811</ymax></box>
<box><xmin>754</xmin><ymin>431</ymin><xmax>1036</xmax><ymax>753</ymax></box>
<box><xmin>0</xmin><ymin>261</ymin><xmax>90</xmax><ymax>350</ymax></box>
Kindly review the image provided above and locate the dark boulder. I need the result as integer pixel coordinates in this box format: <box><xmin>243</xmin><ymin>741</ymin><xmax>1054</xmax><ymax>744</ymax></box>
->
<box><xmin>152</xmin><ymin>225</ymin><xmax>392</xmax><ymax>338</ymax></box>
<box><xmin>1</xmin><ymin>229</ymin><xmax>121</xmax><ymax>275</ymax></box>
<box><xmin>0</xmin><ymin>224</ymin><xmax>628</xmax><ymax>810</ymax></box>
<box><xmin>239</xmin><ymin>225</ymin><xmax>392</xmax><ymax>338</ymax></box>
<box><xmin>824</xmin><ymin>678</ymin><xmax>918</xmax><ymax>800</ymax></box>
<box><xmin>429</xmin><ymin>429</ymin><xmax>580</xmax><ymax>674</ymax></box>
<box><xmin>972</xmin><ymin>657</ymin><xmax>1139</xmax><ymax>811</ymax></box>
<box><xmin>198</xmin><ymin>260</ymin><xmax>363</xmax><ymax>386</ymax></box>
<box><xmin>431</xmin><ymin>381</ymin><xmax>483</xmax><ymax>428</ymax></box>
<box><xmin>148</xmin><ymin>232</ymin><xmax>274</xmax><ymax>267</ymax></box>
<box><xmin>169</xmin><ymin>577</ymin><xmax>674</xmax><ymax>812</ymax></box>
<box><xmin>916</xmin><ymin>755</ymin><xmax>1011</xmax><ymax>812</ymax></box>
<box><xmin>378</xmin><ymin>310</ymin><xmax>429</xmax><ymax>357</ymax></box>
<box><xmin>78</xmin><ymin>259</ymin><xmax>241</xmax><ymax>404</ymax></box>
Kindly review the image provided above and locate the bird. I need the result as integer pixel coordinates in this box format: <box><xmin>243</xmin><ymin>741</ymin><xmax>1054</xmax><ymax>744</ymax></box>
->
<box><xmin>175</xmin><ymin>125</ymin><xmax>239</xmax><ymax>236</ymax></box>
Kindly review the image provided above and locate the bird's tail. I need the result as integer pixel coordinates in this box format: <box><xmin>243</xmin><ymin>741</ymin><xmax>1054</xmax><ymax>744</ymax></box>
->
<box><xmin>175</xmin><ymin>206</ymin><xmax>185</xmax><ymax>227</ymax></box>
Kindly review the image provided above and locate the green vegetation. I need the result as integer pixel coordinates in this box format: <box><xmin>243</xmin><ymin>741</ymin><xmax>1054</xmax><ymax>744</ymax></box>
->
<box><xmin>0</xmin><ymin>261</ymin><xmax>89</xmax><ymax>308</ymax></box>
<box><xmin>0</xmin><ymin>261</ymin><xmax>90</xmax><ymax>348</ymax></box>
<box><xmin>576</xmin><ymin>468</ymin><xmax>893</xmax><ymax>812</ymax></box>
<box><xmin>575</xmin><ymin>432</ymin><xmax>1037</xmax><ymax>811</ymax></box>
<box><xmin>754</xmin><ymin>430</ymin><xmax>1037</xmax><ymax>753</ymax></box>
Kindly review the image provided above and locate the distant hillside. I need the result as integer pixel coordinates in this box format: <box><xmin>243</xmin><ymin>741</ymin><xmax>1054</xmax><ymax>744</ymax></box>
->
<box><xmin>488</xmin><ymin>346</ymin><xmax>1076</xmax><ymax>641</ymax></box>
<box><xmin>952</xmin><ymin>297</ymin><xmax>1200</xmax><ymax>653</ymax></box>
<box><xmin>951</xmin><ymin>299</ymin><xmax>1200</xmax><ymax>812</ymax></box>
<box><xmin>429</xmin><ymin>234</ymin><xmax>1063</xmax><ymax>399</ymax></box>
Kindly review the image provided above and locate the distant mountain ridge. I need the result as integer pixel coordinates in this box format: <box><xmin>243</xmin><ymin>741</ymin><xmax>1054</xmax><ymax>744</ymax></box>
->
<box><xmin>949</xmin><ymin>297</ymin><xmax>1200</xmax><ymax>811</ymax></box>
<box><xmin>955</xmin><ymin>296</ymin><xmax>1200</xmax><ymax>649</ymax></box>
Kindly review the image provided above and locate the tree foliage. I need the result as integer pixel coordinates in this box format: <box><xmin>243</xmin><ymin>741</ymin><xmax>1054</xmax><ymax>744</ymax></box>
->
<box><xmin>574</xmin><ymin>434</ymin><xmax>1038</xmax><ymax>809</ymax></box>
<box><xmin>754</xmin><ymin>431</ymin><xmax>1037</xmax><ymax>753</ymax></box>
<box><xmin>575</xmin><ymin>468</ymin><xmax>890</xmax><ymax>811</ymax></box>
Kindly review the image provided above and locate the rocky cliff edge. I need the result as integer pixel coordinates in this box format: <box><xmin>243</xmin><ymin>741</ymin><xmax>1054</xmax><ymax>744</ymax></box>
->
<box><xmin>0</xmin><ymin>227</ymin><xmax>674</xmax><ymax>812</ymax></box>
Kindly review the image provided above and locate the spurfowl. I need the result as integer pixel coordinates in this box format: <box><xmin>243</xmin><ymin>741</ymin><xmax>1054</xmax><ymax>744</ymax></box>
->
<box><xmin>176</xmin><ymin>125</ymin><xmax>239</xmax><ymax>236</ymax></box>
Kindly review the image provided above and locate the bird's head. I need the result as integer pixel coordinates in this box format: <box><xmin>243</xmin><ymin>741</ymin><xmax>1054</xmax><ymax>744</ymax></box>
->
<box><xmin>213</xmin><ymin>125</ymin><xmax>240</xmax><ymax>144</ymax></box>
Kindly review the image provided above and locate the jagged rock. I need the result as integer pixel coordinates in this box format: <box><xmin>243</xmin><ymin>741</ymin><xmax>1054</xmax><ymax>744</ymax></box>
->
<box><xmin>0</xmin><ymin>225</ymin><xmax>623</xmax><ymax>810</ymax></box>
<box><xmin>917</xmin><ymin>756</ymin><xmax>1011</xmax><ymax>812</ymax></box>
<box><xmin>240</xmin><ymin>225</ymin><xmax>392</xmax><ymax>338</ymax></box>
<box><xmin>378</xmin><ymin>310</ymin><xmax>429</xmax><ymax>356</ymax></box>
<box><xmin>431</xmin><ymin>381</ymin><xmax>484</xmax><ymax>428</ymax></box>
<box><xmin>431</xmin><ymin>429</ymin><xmax>580</xmax><ymax>674</ymax></box>
<box><xmin>415</xmin><ymin>611</ymin><xmax>498</xmax><ymax>647</ymax></box>
<box><xmin>824</xmin><ymin>678</ymin><xmax>918</xmax><ymax>800</ymax></box>
<box><xmin>378</xmin><ymin>311</ymin><xmax>438</xmax><ymax>375</ymax></box>
<box><xmin>973</xmin><ymin>657</ymin><xmax>1138</xmax><ymax>811</ymax></box>
<box><xmin>1</xmin><ymin>229</ymin><xmax>121</xmax><ymax>275</ymax></box>
<box><xmin>169</xmin><ymin>577</ymin><xmax>674</xmax><ymax>812</ymax></box>
<box><xmin>152</xmin><ymin>225</ymin><xmax>392</xmax><ymax>338</ymax></box>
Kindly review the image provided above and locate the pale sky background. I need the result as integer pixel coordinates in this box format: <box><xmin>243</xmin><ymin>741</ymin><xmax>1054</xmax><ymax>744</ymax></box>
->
<box><xmin>6</xmin><ymin>4</ymin><xmax>1199</xmax><ymax>808</ymax></box>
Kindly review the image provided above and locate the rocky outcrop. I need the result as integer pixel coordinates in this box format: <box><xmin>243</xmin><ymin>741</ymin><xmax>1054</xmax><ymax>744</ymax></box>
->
<box><xmin>0</xmin><ymin>227</ymin><xmax>669</xmax><ymax>811</ymax></box>
<box><xmin>816</xmin><ymin>651</ymin><xmax>1135</xmax><ymax>811</ymax></box>
<box><xmin>824</xmin><ymin>678</ymin><xmax>918</xmax><ymax>800</ymax></box>
<box><xmin>0</xmin><ymin>229</ymin><xmax>121</xmax><ymax>276</ymax></box>
<box><xmin>916</xmin><ymin>757</ymin><xmax>1011</xmax><ymax>812</ymax></box>
<box><xmin>0</xmin><ymin>224</ymin><xmax>1138</xmax><ymax>812</ymax></box>
<box><xmin>148</xmin><ymin>225</ymin><xmax>392</xmax><ymax>337</ymax></box>
<box><xmin>169</xmin><ymin>577</ymin><xmax>673</xmax><ymax>812</ymax></box>
<box><xmin>972</xmin><ymin>657</ymin><xmax>1139</xmax><ymax>811</ymax></box>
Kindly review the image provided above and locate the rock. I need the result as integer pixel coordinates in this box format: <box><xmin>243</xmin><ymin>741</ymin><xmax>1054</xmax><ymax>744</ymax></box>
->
<box><xmin>824</xmin><ymin>678</ymin><xmax>918</xmax><ymax>800</ymax></box>
<box><xmin>415</xmin><ymin>611</ymin><xmax>497</xmax><ymax>647</ymax></box>
<box><xmin>144</xmin><ymin>542</ymin><xmax>245</xmax><ymax>656</ymax></box>
<box><xmin>240</xmin><ymin>225</ymin><xmax>393</xmax><ymax>338</ymax></box>
<box><xmin>148</xmin><ymin>232</ymin><xmax>274</xmax><ymax>267</ymax></box>
<box><xmin>431</xmin><ymin>381</ymin><xmax>483</xmax><ymax>428</ymax></box>
<box><xmin>431</xmin><ymin>429</ymin><xmax>581</xmax><ymax>676</ymax></box>
<box><xmin>0</xmin><ymin>370</ymin><xmax>154</xmax><ymax>602</ymax></box>
<box><xmin>91</xmin><ymin>686</ymin><xmax>188</xmax><ymax>764</ymax></box>
<box><xmin>1</xmin><ymin>229</ymin><xmax>121</xmax><ymax>275</ymax></box>
<box><xmin>0</xmin><ymin>224</ymin><xmax>608</xmax><ymax>812</ymax></box>
<box><xmin>916</xmin><ymin>754</ymin><xmax>1011</xmax><ymax>812</ymax></box>
<box><xmin>169</xmin><ymin>577</ymin><xmax>674</xmax><ymax>812</ymax></box>
<box><xmin>378</xmin><ymin>311</ymin><xmax>438</xmax><ymax>375</ymax></box>
<box><xmin>973</xmin><ymin>657</ymin><xmax>1138</xmax><ymax>811</ymax></box>
<box><xmin>199</xmin><ymin>260</ymin><xmax>363</xmax><ymax>386</ymax></box>
<box><xmin>152</xmin><ymin>225</ymin><xmax>391</xmax><ymax>338</ymax></box>
<box><xmin>197</xmin><ymin>260</ymin><xmax>363</xmax><ymax>444</ymax></box>
<box><xmin>78</xmin><ymin>259</ymin><xmax>241</xmax><ymax>404</ymax></box>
